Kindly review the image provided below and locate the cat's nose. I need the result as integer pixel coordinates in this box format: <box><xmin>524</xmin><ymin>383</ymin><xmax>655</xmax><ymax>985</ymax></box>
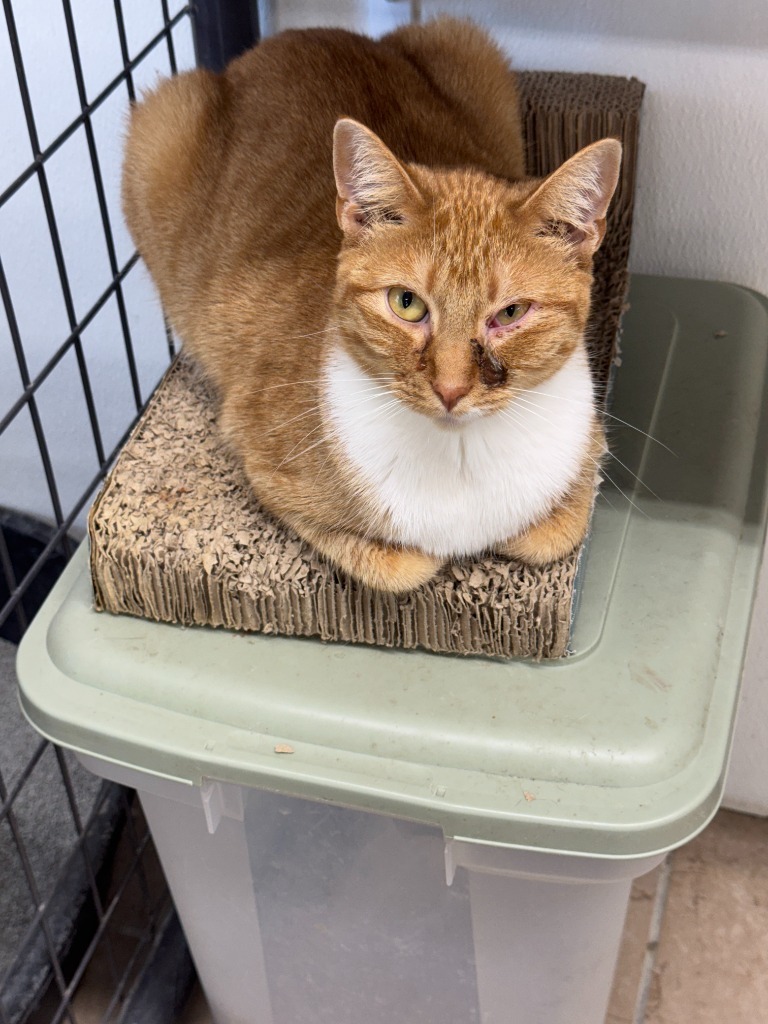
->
<box><xmin>432</xmin><ymin>380</ymin><xmax>470</xmax><ymax>412</ymax></box>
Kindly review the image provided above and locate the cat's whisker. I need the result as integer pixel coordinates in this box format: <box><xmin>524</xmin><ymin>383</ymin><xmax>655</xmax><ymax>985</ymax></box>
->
<box><xmin>273</xmin><ymin>421</ymin><xmax>327</xmax><ymax>472</ymax></box>
<box><xmin>602</xmin><ymin>448</ymin><xmax>661</xmax><ymax>502</ymax></box>
<box><xmin>246</xmin><ymin>374</ymin><xmax>397</xmax><ymax>399</ymax></box>
<box><xmin>509</xmin><ymin>393</ymin><xmax>661</xmax><ymax>501</ymax></box>
<box><xmin>357</xmin><ymin>398</ymin><xmax>401</xmax><ymax>425</ymax></box>
<box><xmin>499</xmin><ymin>397</ymin><xmax>650</xmax><ymax>516</ymax></box>
<box><xmin>502</xmin><ymin>395</ymin><xmax>554</xmax><ymax>429</ymax></box>
<box><xmin>276</xmin><ymin>392</ymin><xmax>402</xmax><ymax>476</ymax></box>
<box><xmin>309</xmin><ymin>394</ymin><xmax>400</xmax><ymax>487</ymax></box>
<box><xmin>283</xmin><ymin>326</ymin><xmax>342</xmax><ymax>340</ymax></box>
<box><xmin>279</xmin><ymin>435</ymin><xmax>331</xmax><ymax>467</ymax></box>
<box><xmin>583</xmin><ymin>454</ymin><xmax>648</xmax><ymax>518</ymax></box>
<box><xmin>311</xmin><ymin>444</ymin><xmax>338</xmax><ymax>489</ymax></box>
<box><xmin>508</xmin><ymin>386</ymin><xmax>676</xmax><ymax>456</ymax></box>
<box><xmin>263</xmin><ymin>404</ymin><xmax>324</xmax><ymax>437</ymax></box>
<box><xmin>265</xmin><ymin>384</ymin><xmax>395</xmax><ymax>430</ymax></box>
<box><xmin>596</xmin><ymin>486</ymin><xmax>618</xmax><ymax>514</ymax></box>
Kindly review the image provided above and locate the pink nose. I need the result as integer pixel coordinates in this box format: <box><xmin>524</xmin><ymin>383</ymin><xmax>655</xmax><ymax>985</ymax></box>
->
<box><xmin>432</xmin><ymin>381</ymin><xmax>470</xmax><ymax>412</ymax></box>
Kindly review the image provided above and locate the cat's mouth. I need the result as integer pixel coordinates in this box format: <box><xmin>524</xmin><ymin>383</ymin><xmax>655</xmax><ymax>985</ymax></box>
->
<box><xmin>431</xmin><ymin>405</ymin><xmax>482</xmax><ymax>429</ymax></box>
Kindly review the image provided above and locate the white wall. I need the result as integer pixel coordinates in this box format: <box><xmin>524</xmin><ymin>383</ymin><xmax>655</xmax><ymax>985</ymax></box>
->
<box><xmin>3</xmin><ymin>0</ymin><xmax>767</xmax><ymax>808</ymax></box>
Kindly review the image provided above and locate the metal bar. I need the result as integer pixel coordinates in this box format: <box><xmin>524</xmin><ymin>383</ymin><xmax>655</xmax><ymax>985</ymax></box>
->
<box><xmin>48</xmin><ymin>808</ymin><xmax>170</xmax><ymax>1024</ymax></box>
<box><xmin>0</xmin><ymin>252</ymin><xmax>140</xmax><ymax>438</ymax></box>
<box><xmin>192</xmin><ymin>0</ymin><xmax>260</xmax><ymax>72</ymax></box>
<box><xmin>161</xmin><ymin>0</ymin><xmax>179</xmax><ymax>75</ymax></box>
<box><xmin>38</xmin><ymin>168</ymin><xmax>108</xmax><ymax>467</ymax></box>
<box><xmin>113</xmin><ymin>0</ymin><xmax>137</xmax><ymax>102</ymax></box>
<box><xmin>53</xmin><ymin>751</ymin><xmax>101</xmax><ymax>903</ymax></box>
<box><xmin>102</xmin><ymin>890</ymin><xmax>172</xmax><ymax>1019</ymax></box>
<box><xmin>0</xmin><ymin>0</ymin><xmax>190</xmax><ymax>1017</ymax></box>
<box><xmin>2</xmin><ymin>0</ymin><xmax>106</xmax><ymax>467</ymax></box>
<box><xmin>119</xmin><ymin>789</ymin><xmax>155</xmax><ymax>926</ymax></box>
<box><xmin>163</xmin><ymin>317</ymin><xmax>177</xmax><ymax>360</ymax></box>
<box><xmin>0</xmin><ymin>787</ymin><xmax>164</xmax><ymax>1024</ymax></box>
<box><xmin>0</xmin><ymin>8</ymin><xmax>191</xmax><ymax>211</ymax></box>
<box><xmin>0</xmin><ymin>780</ymin><xmax>117</xmax><ymax>994</ymax></box>
<box><xmin>0</xmin><ymin>254</ymin><xmax>68</xmax><ymax>530</ymax></box>
<box><xmin>0</xmin><ymin>737</ymin><xmax>48</xmax><ymax>827</ymax></box>
<box><xmin>60</xmin><ymin>0</ymin><xmax>143</xmax><ymax>413</ymax></box>
<box><xmin>115</xmin><ymin>907</ymin><xmax>195</xmax><ymax>1024</ymax></box>
<box><xmin>53</xmin><ymin>749</ymin><xmax>123</xmax><ymax>998</ymax></box>
<box><xmin>0</xmin><ymin>392</ymin><xmax>156</xmax><ymax>630</ymax></box>
<box><xmin>0</xmin><ymin>981</ymin><xmax>11</xmax><ymax>1024</ymax></box>
<box><xmin>0</xmin><ymin>522</ymin><xmax>28</xmax><ymax>635</ymax></box>
<box><xmin>0</xmin><ymin>769</ymin><xmax>79</xmax><ymax>1024</ymax></box>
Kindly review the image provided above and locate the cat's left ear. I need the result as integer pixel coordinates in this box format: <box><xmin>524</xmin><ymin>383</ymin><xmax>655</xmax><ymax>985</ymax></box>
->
<box><xmin>333</xmin><ymin>118</ymin><xmax>422</xmax><ymax>238</ymax></box>
<box><xmin>523</xmin><ymin>139</ymin><xmax>622</xmax><ymax>258</ymax></box>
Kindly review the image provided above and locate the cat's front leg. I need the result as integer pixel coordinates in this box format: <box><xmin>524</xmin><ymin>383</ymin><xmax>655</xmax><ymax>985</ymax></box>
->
<box><xmin>497</xmin><ymin>471</ymin><xmax>597</xmax><ymax>566</ymax></box>
<box><xmin>293</xmin><ymin>519</ymin><xmax>443</xmax><ymax>593</ymax></box>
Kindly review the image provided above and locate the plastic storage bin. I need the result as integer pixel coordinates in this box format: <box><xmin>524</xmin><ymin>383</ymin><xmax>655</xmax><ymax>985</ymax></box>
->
<box><xmin>17</xmin><ymin>275</ymin><xmax>768</xmax><ymax>1024</ymax></box>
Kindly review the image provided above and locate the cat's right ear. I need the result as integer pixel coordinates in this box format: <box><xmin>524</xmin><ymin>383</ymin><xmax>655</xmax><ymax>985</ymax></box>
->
<box><xmin>333</xmin><ymin>119</ymin><xmax>422</xmax><ymax>238</ymax></box>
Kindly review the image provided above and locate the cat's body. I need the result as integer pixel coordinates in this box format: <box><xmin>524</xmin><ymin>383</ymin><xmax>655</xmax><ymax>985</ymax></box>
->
<box><xmin>123</xmin><ymin>19</ymin><xmax>618</xmax><ymax>591</ymax></box>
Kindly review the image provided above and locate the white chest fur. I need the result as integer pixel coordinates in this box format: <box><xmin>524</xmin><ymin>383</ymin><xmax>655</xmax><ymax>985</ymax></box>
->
<box><xmin>323</xmin><ymin>347</ymin><xmax>595</xmax><ymax>558</ymax></box>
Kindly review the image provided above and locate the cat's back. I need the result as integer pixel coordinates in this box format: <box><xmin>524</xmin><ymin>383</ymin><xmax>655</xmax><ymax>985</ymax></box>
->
<box><xmin>226</xmin><ymin>19</ymin><xmax>524</xmax><ymax>181</ymax></box>
<box><xmin>122</xmin><ymin>19</ymin><xmax>524</xmax><ymax>338</ymax></box>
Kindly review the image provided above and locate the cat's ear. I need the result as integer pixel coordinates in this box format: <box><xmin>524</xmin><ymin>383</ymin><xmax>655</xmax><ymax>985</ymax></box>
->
<box><xmin>333</xmin><ymin>118</ymin><xmax>422</xmax><ymax>238</ymax></box>
<box><xmin>523</xmin><ymin>139</ymin><xmax>622</xmax><ymax>258</ymax></box>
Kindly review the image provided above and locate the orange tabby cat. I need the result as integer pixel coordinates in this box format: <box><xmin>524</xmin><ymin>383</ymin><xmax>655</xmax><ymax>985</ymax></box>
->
<box><xmin>122</xmin><ymin>18</ymin><xmax>619</xmax><ymax>593</ymax></box>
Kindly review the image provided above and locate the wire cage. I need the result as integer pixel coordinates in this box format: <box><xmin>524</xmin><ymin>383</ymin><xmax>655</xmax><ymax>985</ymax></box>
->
<box><xmin>0</xmin><ymin>1</ymin><xmax>258</xmax><ymax>1021</ymax></box>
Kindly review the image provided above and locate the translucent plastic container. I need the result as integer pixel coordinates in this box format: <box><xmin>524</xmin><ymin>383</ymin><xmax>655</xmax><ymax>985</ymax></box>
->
<box><xmin>76</xmin><ymin>756</ymin><xmax>662</xmax><ymax>1024</ymax></box>
<box><xmin>17</xmin><ymin>276</ymin><xmax>768</xmax><ymax>1023</ymax></box>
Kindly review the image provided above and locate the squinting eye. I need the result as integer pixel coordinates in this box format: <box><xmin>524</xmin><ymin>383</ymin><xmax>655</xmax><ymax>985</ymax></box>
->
<box><xmin>387</xmin><ymin>287</ymin><xmax>428</xmax><ymax>323</ymax></box>
<box><xmin>492</xmin><ymin>302</ymin><xmax>531</xmax><ymax>327</ymax></box>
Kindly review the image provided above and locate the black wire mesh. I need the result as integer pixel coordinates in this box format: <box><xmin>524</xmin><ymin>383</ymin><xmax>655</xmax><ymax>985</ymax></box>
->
<box><xmin>0</xmin><ymin>1</ymin><xmax>196</xmax><ymax>639</ymax></box>
<box><xmin>0</xmin><ymin>2</ymin><xmax>205</xmax><ymax>1020</ymax></box>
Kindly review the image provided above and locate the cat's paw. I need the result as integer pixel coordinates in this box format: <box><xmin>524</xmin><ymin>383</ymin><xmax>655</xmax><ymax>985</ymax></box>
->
<box><xmin>499</xmin><ymin>507</ymin><xmax>589</xmax><ymax>566</ymax></box>
<box><xmin>357</xmin><ymin>544</ymin><xmax>442</xmax><ymax>593</ymax></box>
<box><xmin>500</xmin><ymin>529</ymin><xmax>580</xmax><ymax>566</ymax></box>
<box><xmin>294</xmin><ymin>519</ymin><xmax>442</xmax><ymax>593</ymax></box>
<box><xmin>499</xmin><ymin>479</ymin><xmax>594</xmax><ymax>566</ymax></box>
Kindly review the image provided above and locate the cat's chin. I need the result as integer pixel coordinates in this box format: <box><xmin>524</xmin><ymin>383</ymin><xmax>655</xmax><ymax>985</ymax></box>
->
<box><xmin>434</xmin><ymin>411</ymin><xmax>467</xmax><ymax>430</ymax></box>
<box><xmin>425</xmin><ymin>406</ymin><xmax>484</xmax><ymax>430</ymax></box>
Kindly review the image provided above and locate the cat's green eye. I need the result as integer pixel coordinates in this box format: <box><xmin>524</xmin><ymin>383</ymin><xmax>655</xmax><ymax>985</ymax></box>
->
<box><xmin>387</xmin><ymin>287</ymin><xmax>428</xmax><ymax>323</ymax></box>
<box><xmin>493</xmin><ymin>302</ymin><xmax>531</xmax><ymax>327</ymax></box>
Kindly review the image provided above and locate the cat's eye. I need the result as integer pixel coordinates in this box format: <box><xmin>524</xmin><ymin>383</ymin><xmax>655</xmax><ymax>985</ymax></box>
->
<box><xmin>492</xmin><ymin>302</ymin><xmax>531</xmax><ymax>328</ymax></box>
<box><xmin>387</xmin><ymin>287</ymin><xmax>428</xmax><ymax>323</ymax></box>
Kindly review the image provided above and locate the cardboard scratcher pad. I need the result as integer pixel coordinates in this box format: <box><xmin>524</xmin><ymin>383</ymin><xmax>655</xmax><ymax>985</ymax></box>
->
<box><xmin>90</xmin><ymin>71</ymin><xmax>645</xmax><ymax>660</ymax></box>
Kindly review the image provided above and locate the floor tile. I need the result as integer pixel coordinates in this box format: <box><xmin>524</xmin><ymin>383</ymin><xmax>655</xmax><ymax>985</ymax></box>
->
<box><xmin>606</xmin><ymin>864</ymin><xmax>663</xmax><ymax>1024</ymax></box>
<box><xmin>644</xmin><ymin>810</ymin><xmax>768</xmax><ymax>1024</ymax></box>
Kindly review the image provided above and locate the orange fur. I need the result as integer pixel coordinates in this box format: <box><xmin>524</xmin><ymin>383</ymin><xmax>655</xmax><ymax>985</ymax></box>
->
<box><xmin>122</xmin><ymin>19</ymin><xmax>619</xmax><ymax>592</ymax></box>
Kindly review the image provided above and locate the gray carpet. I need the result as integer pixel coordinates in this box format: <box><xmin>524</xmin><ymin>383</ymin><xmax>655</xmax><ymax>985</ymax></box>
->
<box><xmin>0</xmin><ymin>637</ymin><xmax>102</xmax><ymax>1013</ymax></box>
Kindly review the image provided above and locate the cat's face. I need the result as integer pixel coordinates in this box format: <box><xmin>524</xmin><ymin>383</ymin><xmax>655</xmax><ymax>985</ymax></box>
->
<box><xmin>332</xmin><ymin>120</ymin><xmax>621</xmax><ymax>425</ymax></box>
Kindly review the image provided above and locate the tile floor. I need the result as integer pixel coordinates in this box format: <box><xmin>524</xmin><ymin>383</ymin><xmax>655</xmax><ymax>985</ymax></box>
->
<box><xmin>608</xmin><ymin>809</ymin><xmax>768</xmax><ymax>1024</ymax></box>
<box><xmin>77</xmin><ymin>808</ymin><xmax>768</xmax><ymax>1024</ymax></box>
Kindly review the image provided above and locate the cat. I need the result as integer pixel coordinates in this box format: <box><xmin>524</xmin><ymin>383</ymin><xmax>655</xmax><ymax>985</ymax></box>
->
<box><xmin>122</xmin><ymin>18</ymin><xmax>620</xmax><ymax>593</ymax></box>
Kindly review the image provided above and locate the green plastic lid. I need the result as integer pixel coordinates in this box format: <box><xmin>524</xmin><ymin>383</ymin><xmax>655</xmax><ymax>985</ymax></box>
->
<box><xmin>17</xmin><ymin>275</ymin><xmax>768</xmax><ymax>859</ymax></box>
